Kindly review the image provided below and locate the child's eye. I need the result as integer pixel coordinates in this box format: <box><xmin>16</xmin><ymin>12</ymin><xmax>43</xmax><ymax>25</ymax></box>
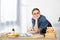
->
<box><xmin>33</xmin><ymin>13</ymin><xmax>36</xmax><ymax>15</ymax></box>
<box><xmin>37</xmin><ymin>13</ymin><xmax>39</xmax><ymax>14</ymax></box>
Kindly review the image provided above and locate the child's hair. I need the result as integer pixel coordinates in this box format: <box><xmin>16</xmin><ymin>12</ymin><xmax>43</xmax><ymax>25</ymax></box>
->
<box><xmin>32</xmin><ymin>8</ymin><xmax>40</xmax><ymax>14</ymax></box>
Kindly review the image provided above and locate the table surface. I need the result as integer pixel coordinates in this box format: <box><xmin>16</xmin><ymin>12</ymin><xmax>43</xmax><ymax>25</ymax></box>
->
<box><xmin>0</xmin><ymin>33</ymin><xmax>56</xmax><ymax>40</ymax></box>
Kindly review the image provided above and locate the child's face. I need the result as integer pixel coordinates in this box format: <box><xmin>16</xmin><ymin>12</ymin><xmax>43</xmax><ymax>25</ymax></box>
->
<box><xmin>32</xmin><ymin>10</ymin><xmax>40</xmax><ymax>19</ymax></box>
